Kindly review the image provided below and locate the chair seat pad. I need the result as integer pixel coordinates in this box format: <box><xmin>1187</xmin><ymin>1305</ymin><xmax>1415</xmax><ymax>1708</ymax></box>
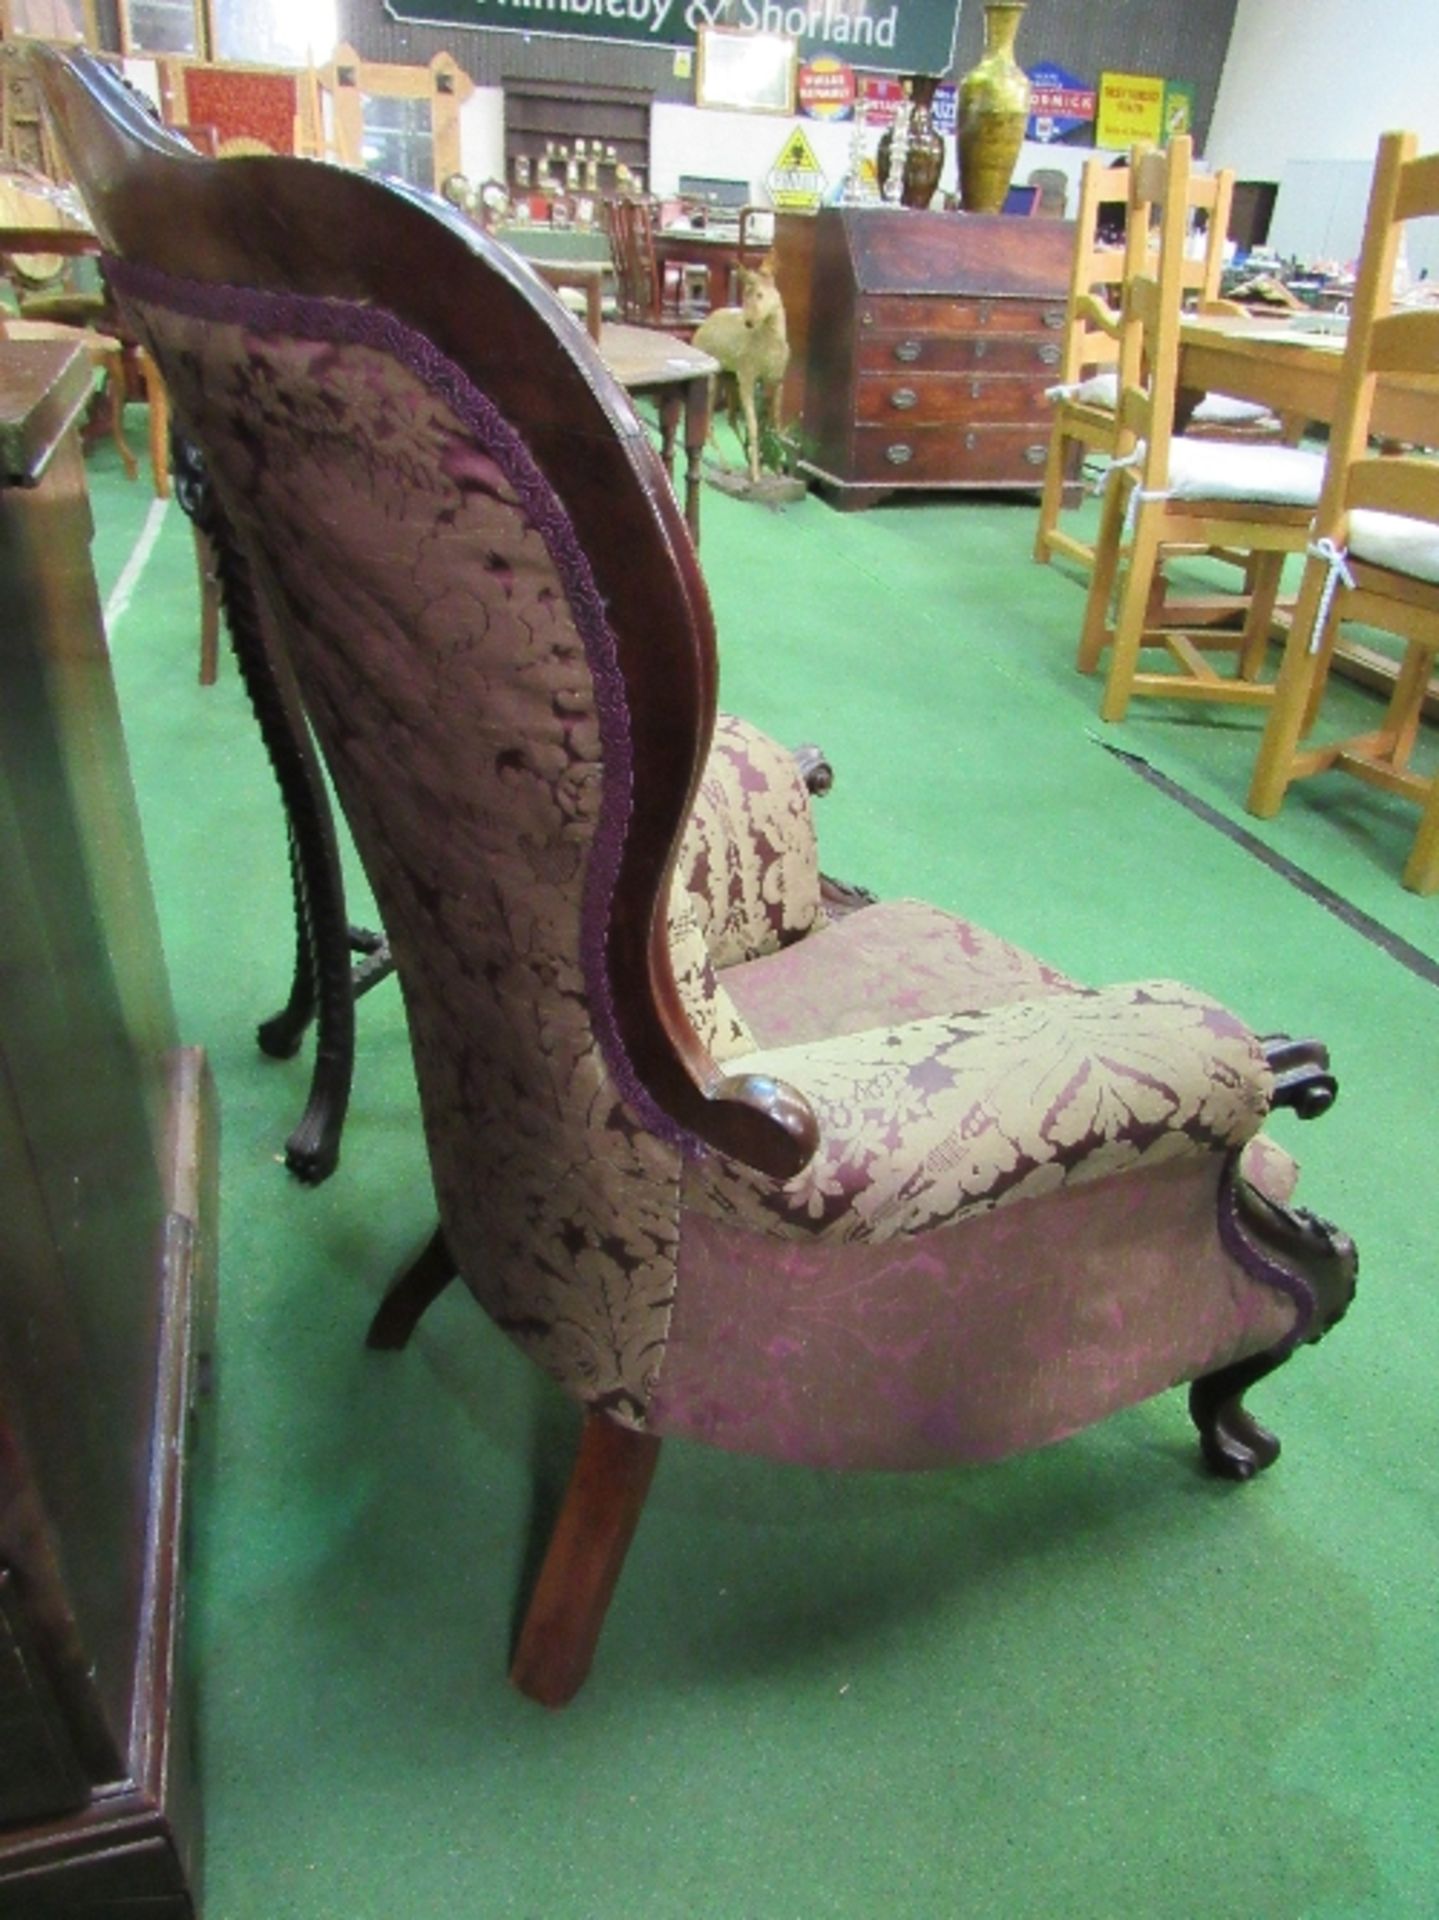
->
<box><xmin>1188</xmin><ymin>390</ymin><xmax>1278</xmax><ymax>427</ymax></box>
<box><xmin>1060</xmin><ymin>370</ymin><xmax>1121</xmax><ymax>408</ymax></box>
<box><xmin>1348</xmin><ymin>508</ymin><xmax>1439</xmax><ymax>585</ymax></box>
<box><xmin>1054</xmin><ymin>375</ymin><xmax>1276</xmax><ymax>433</ymax></box>
<box><xmin>723</xmin><ymin>897</ymin><xmax>1079</xmax><ymax>1050</ymax></box>
<box><xmin>1166</xmin><ymin>437</ymin><xmax>1325</xmax><ymax>506</ymax></box>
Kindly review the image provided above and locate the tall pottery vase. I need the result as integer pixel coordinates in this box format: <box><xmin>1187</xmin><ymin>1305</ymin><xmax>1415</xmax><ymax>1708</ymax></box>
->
<box><xmin>957</xmin><ymin>2</ymin><xmax>1031</xmax><ymax>214</ymax></box>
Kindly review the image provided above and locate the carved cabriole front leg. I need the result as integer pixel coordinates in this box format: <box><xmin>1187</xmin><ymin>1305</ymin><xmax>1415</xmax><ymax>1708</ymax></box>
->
<box><xmin>1191</xmin><ymin>1169</ymin><xmax>1358</xmax><ymax>1480</ymax></box>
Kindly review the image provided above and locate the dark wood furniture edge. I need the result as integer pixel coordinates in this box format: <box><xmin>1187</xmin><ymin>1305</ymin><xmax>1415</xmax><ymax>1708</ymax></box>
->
<box><xmin>0</xmin><ymin>339</ymin><xmax>93</xmax><ymax>485</ymax></box>
<box><xmin>0</xmin><ymin>1047</ymin><xmax>217</xmax><ymax>1919</ymax></box>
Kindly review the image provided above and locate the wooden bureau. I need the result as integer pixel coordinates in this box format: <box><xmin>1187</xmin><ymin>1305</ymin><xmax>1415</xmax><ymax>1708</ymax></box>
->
<box><xmin>1</xmin><ymin>341</ymin><xmax>216</xmax><ymax>1917</ymax></box>
<box><xmin>776</xmin><ymin>206</ymin><xmax>1074</xmax><ymax>509</ymax></box>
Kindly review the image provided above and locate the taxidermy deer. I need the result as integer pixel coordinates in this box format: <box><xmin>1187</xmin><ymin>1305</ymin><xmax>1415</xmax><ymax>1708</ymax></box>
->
<box><xmin>692</xmin><ymin>260</ymin><xmax>790</xmax><ymax>486</ymax></box>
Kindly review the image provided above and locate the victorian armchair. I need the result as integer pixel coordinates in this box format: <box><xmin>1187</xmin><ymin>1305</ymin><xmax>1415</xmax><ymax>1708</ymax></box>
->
<box><xmin>35</xmin><ymin>49</ymin><xmax>1356</xmax><ymax>1710</ymax></box>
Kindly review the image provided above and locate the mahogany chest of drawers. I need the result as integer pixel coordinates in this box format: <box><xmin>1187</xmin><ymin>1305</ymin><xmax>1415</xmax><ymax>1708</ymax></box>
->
<box><xmin>778</xmin><ymin>206</ymin><xmax>1074</xmax><ymax>509</ymax></box>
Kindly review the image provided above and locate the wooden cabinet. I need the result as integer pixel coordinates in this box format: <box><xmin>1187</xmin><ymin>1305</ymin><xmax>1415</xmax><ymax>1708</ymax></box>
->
<box><xmin>778</xmin><ymin>205</ymin><xmax>1074</xmax><ymax>508</ymax></box>
<box><xmin>0</xmin><ymin>340</ymin><xmax>216</xmax><ymax>1916</ymax></box>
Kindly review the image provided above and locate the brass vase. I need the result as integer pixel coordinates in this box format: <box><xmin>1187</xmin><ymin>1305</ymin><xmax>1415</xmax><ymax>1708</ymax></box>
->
<box><xmin>877</xmin><ymin>74</ymin><xmax>947</xmax><ymax>210</ymax></box>
<box><xmin>957</xmin><ymin>2</ymin><xmax>1032</xmax><ymax>214</ymax></box>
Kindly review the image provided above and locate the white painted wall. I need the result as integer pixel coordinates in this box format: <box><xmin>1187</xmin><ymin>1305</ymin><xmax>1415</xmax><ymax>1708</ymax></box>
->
<box><xmin>1207</xmin><ymin>0</ymin><xmax>1439</xmax><ymax>270</ymax></box>
<box><xmin>1208</xmin><ymin>0</ymin><xmax>1439</xmax><ymax>177</ymax></box>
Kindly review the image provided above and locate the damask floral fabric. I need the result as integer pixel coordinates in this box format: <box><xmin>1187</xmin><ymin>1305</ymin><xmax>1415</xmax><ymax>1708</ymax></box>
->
<box><xmin>676</xmin><ymin>712</ymin><xmax>823</xmax><ymax>968</ymax></box>
<box><xmin>723</xmin><ymin>897</ymin><xmax>1079</xmax><ymax>1050</ymax></box>
<box><xmin>667</xmin><ymin>887</ymin><xmax>756</xmax><ymax>1065</ymax></box>
<box><xmin>120</xmin><ymin>283</ymin><xmax>689</xmax><ymax>1423</ymax></box>
<box><xmin>687</xmin><ymin>982</ymin><xmax>1272</xmax><ymax>1243</ymax></box>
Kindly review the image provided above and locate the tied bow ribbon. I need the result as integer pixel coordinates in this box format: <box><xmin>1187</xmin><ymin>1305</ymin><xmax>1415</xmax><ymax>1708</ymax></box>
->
<box><xmin>1306</xmin><ymin>537</ymin><xmax>1356</xmax><ymax>655</ymax></box>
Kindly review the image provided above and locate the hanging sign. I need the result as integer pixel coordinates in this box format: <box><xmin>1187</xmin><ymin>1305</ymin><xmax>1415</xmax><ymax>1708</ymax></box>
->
<box><xmin>1026</xmin><ymin>61</ymin><xmax>1095</xmax><ymax>143</ymax></box>
<box><xmin>382</xmin><ymin>0</ymin><xmax>961</xmax><ymax>76</ymax></box>
<box><xmin>1095</xmin><ymin>71</ymin><xmax>1165</xmax><ymax>150</ymax></box>
<box><xmin>798</xmin><ymin>55</ymin><xmax>856</xmax><ymax>120</ymax></box>
<box><xmin>765</xmin><ymin>124</ymin><xmax>828</xmax><ymax>209</ymax></box>
<box><xmin>1163</xmin><ymin>79</ymin><xmax>1196</xmax><ymax>138</ymax></box>
<box><xmin>857</xmin><ymin>71</ymin><xmax>905</xmax><ymax>126</ymax></box>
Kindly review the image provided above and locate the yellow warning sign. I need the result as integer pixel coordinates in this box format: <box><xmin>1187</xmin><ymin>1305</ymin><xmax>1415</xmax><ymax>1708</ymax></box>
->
<box><xmin>765</xmin><ymin>125</ymin><xmax>828</xmax><ymax>212</ymax></box>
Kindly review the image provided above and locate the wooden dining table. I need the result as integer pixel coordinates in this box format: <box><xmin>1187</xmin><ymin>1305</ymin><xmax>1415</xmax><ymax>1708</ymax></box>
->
<box><xmin>1177</xmin><ymin>309</ymin><xmax>1439</xmax><ymax>447</ymax></box>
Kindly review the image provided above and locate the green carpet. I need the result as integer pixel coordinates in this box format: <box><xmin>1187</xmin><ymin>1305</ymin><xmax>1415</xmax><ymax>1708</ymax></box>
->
<box><xmin>89</xmin><ymin>418</ymin><xmax>1438</xmax><ymax>1920</ymax></box>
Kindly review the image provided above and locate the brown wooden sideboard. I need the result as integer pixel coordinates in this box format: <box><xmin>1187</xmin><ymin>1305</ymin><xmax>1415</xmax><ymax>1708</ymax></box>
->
<box><xmin>0</xmin><ymin>339</ymin><xmax>216</xmax><ymax>1917</ymax></box>
<box><xmin>775</xmin><ymin>206</ymin><xmax>1074</xmax><ymax>509</ymax></box>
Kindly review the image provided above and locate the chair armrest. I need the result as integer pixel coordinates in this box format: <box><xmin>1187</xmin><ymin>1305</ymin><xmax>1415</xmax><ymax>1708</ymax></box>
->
<box><xmin>687</xmin><ymin>981</ymin><xmax>1274</xmax><ymax>1241</ymax></box>
<box><xmin>676</xmin><ymin>711</ymin><xmax>824</xmax><ymax>969</ymax></box>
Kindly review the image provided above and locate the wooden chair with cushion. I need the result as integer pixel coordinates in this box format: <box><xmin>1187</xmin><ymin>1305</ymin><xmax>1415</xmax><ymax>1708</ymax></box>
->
<box><xmin>37</xmin><ymin>48</ymin><xmax>1358</xmax><ymax>1708</ymax></box>
<box><xmin>1035</xmin><ymin>148</ymin><xmax>1276</xmax><ymax>576</ymax></box>
<box><xmin>1076</xmin><ymin>138</ymin><xmax>1331</xmax><ymax>722</ymax></box>
<box><xmin>1247</xmin><ymin>129</ymin><xmax>1439</xmax><ymax>892</ymax></box>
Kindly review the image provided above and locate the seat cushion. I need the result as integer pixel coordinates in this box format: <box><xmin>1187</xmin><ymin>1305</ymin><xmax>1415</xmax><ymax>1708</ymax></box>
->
<box><xmin>1188</xmin><ymin>390</ymin><xmax>1278</xmax><ymax>427</ymax></box>
<box><xmin>1348</xmin><ymin>508</ymin><xmax>1439</xmax><ymax>586</ymax></box>
<box><xmin>1166</xmin><ymin>436</ymin><xmax>1325</xmax><ymax>506</ymax></box>
<box><xmin>1050</xmin><ymin>376</ymin><xmax>1275</xmax><ymax>432</ymax></box>
<box><xmin>721</xmin><ymin>898</ymin><xmax>1079</xmax><ymax>1050</ymax></box>
<box><xmin>1058</xmin><ymin>370</ymin><xmax>1120</xmax><ymax>409</ymax></box>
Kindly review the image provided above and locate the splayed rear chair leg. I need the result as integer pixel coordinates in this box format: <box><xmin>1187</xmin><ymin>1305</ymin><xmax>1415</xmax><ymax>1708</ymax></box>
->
<box><xmin>511</xmin><ymin>1411</ymin><xmax>661</xmax><ymax>1708</ymax></box>
<box><xmin>366</xmin><ymin>1225</ymin><xmax>457</xmax><ymax>1349</ymax></box>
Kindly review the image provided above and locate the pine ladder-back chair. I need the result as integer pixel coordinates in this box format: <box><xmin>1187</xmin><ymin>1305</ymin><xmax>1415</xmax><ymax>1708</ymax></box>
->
<box><xmin>1032</xmin><ymin>154</ymin><xmax>1136</xmax><ymax>571</ymax></box>
<box><xmin>1076</xmin><ymin>138</ymin><xmax>1334</xmax><ymax>723</ymax></box>
<box><xmin>1247</xmin><ymin>130</ymin><xmax>1439</xmax><ymax>893</ymax></box>
<box><xmin>1035</xmin><ymin>149</ymin><xmax>1277</xmax><ymax>576</ymax></box>
<box><xmin>35</xmin><ymin>48</ymin><xmax>1358</xmax><ymax>1708</ymax></box>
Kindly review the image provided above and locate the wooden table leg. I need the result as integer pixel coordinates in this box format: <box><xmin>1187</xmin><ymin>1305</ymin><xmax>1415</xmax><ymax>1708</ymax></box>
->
<box><xmin>680</xmin><ymin>373</ymin><xmax>708</xmax><ymax>545</ymax></box>
<box><xmin>656</xmin><ymin>387</ymin><xmax>680</xmax><ymax>483</ymax></box>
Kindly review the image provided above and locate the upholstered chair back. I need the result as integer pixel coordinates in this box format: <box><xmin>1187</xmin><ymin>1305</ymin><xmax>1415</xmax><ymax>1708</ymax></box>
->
<box><xmin>37</xmin><ymin>51</ymin><xmax>814</xmax><ymax>1420</ymax></box>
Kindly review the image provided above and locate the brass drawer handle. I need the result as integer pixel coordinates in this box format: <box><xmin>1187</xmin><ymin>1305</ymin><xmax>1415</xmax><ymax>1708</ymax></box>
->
<box><xmin>1038</xmin><ymin>342</ymin><xmax>1061</xmax><ymax>366</ymax></box>
<box><xmin>894</xmin><ymin>339</ymin><xmax>922</xmax><ymax>363</ymax></box>
<box><xmin>891</xmin><ymin>387</ymin><xmax>918</xmax><ymax>410</ymax></box>
<box><xmin>964</xmin><ymin>432</ymin><xmax>978</xmax><ymax>451</ymax></box>
<box><xmin>885</xmin><ymin>443</ymin><xmax>914</xmax><ymax>466</ymax></box>
<box><xmin>978</xmin><ymin>299</ymin><xmax>994</xmax><ymax>324</ymax></box>
<box><xmin>970</xmin><ymin>377</ymin><xmax>983</xmax><ymax>399</ymax></box>
<box><xmin>973</xmin><ymin>338</ymin><xmax>989</xmax><ymax>360</ymax></box>
<box><xmin>1025</xmin><ymin>443</ymin><xmax>1047</xmax><ymax>465</ymax></box>
<box><xmin>1042</xmin><ymin>306</ymin><xmax>1065</xmax><ymax>329</ymax></box>
<box><xmin>860</xmin><ymin>308</ymin><xmax>875</xmax><ymax>326</ymax></box>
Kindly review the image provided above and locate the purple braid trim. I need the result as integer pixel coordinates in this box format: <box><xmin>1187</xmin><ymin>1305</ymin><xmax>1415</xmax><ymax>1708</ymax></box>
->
<box><xmin>1217</xmin><ymin>1158</ymin><xmax>1315</xmax><ymax>1355</ymax></box>
<box><xmin>106</xmin><ymin>254</ymin><xmax>690</xmax><ymax>1151</ymax></box>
